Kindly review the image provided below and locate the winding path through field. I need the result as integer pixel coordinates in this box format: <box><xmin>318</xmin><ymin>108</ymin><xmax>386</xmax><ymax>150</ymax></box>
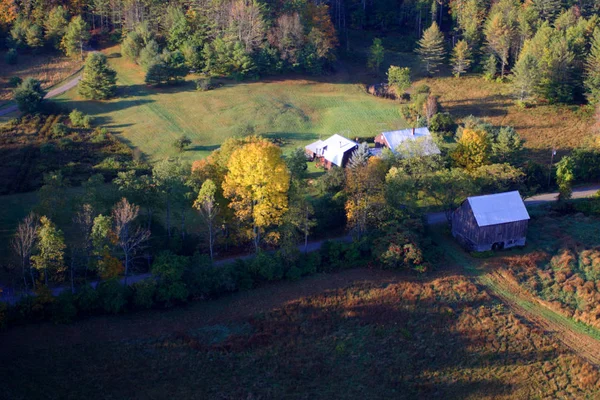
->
<box><xmin>434</xmin><ymin>229</ymin><xmax>600</xmax><ymax>367</ymax></box>
<box><xmin>0</xmin><ymin>69</ymin><xmax>83</xmax><ymax>117</ymax></box>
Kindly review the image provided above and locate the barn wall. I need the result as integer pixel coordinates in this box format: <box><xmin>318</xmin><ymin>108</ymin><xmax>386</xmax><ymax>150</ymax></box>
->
<box><xmin>452</xmin><ymin>200</ymin><xmax>529</xmax><ymax>252</ymax></box>
<box><xmin>374</xmin><ymin>134</ymin><xmax>387</xmax><ymax>148</ymax></box>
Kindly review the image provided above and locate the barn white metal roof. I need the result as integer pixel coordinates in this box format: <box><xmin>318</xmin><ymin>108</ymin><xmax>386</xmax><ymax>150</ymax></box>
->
<box><xmin>305</xmin><ymin>134</ymin><xmax>358</xmax><ymax>166</ymax></box>
<box><xmin>467</xmin><ymin>191</ymin><xmax>530</xmax><ymax>227</ymax></box>
<box><xmin>381</xmin><ymin>127</ymin><xmax>441</xmax><ymax>157</ymax></box>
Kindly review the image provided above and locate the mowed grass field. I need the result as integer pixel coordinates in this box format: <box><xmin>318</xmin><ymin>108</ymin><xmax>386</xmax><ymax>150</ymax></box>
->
<box><xmin>53</xmin><ymin>46</ymin><xmax>408</xmax><ymax>161</ymax></box>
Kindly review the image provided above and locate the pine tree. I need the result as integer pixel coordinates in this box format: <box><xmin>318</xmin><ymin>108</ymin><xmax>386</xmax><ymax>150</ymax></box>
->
<box><xmin>512</xmin><ymin>52</ymin><xmax>539</xmax><ymax>102</ymax></box>
<box><xmin>14</xmin><ymin>78</ymin><xmax>46</xmax><ymax>114</ymax></box>
<box><xmin>79</xmin><ymin>53</ymin><xmax>117</xmax><ymax>100</ymax></box>
<box><xmin>483</xmin><ymin>54</ymin><xmax>497</xmax><ymax>81</ymax></box>
<box><xmin>368</xmin><ymin>38</ymin><xmax>385</xmax><ymax>73</ymax></box>
<box><xmin>25</xmin><ymin>25</ymin><xmax>43</xmax><ymax>51</ymax></box>
<box><xmin>416</xmin><ymin>22</ymin><xmax>446</xmax><ymax>76</ymax></box>
<box><xmin>61</xmin><ymin>15</ymin><xmax>90</xmax><ymax>60</ymax></box>
<box><xmin>44</xmin><ymin>6</ymin><xmax>69</xmax><ymax>49</ymax></box>
<box><xmin>451</xmin><ymin>40</ymin><xmax>472</xmax><ymax>77</ymax></box>
<box><xmin>585</xmin><ymin>28</ymin><xmax>600</xmax><ymax>105</ymax></box>
<box><xmin>484</xmin><ymin>6</ymin><xmax>515</xmax><ymax>78</ymax></box>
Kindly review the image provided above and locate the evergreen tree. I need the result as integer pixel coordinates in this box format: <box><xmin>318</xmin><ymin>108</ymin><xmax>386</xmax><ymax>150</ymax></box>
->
<box><xmin>14</xmin><ymin>78</ymin><xmax>46</xmax><ymax>114</ymax></box>
<box><xmin>61</xmin><ymin>15</ymin><xmax>90</xmax><ymax>60</ymax></box>
<box><xmin>416</xmin><ymin>22</ymin><xmax>446</xmax><ymax>76</ymax></box>
<box><xmin>368</xmin><ymin>38</ymin><xmax>385</xmax><ymax>73</ymax></box>
<box><xmin>512</xmin><ymin>52</ymin><xmax>539</xmax><ymax>101</ymax></box>
<box><xmin>484</xmin><ymin>1</ymin><xmax>517</xmax><ymax>78</ymax></box>
<box><xmin>451</xmin><ymin>40</ymin><xmax>472</xmax><ymax>77</ymax></box>
<box><xmin>44</xmin><ymin>6</ymin><xmax>69</xmax><ymax>49</ymax></box>
<box><xmin>348</xmin><ymin>143</ymin><xmax>371</xmax><ymax>169</ymax></box>
<box><xmin>483</xmin><ymin>54</ymin><xmax>497</xmax><ymax>81</ymax></box>
<box><xmin>585</xmin><ymin>29</ymin><xmax>600</xmax><ymax>105</ymax></box>
<box><xmin>25</xmin><ymin>25</ymin><xmax>43</xmax><ymax>51</ymax></box>
<box><xmin>533</xmin><ymin>0</ymin><xmax>562</xmax><ymax>21</ymax></box>
<box><xmin>79</xmin><ymin>53</ymin><xmax>117</xmax><ymax>100</ymax></box>
<box><xmin>139</xmin><ymin>40</ymin><xmax>161</xmax><ymax>70</ymax></box>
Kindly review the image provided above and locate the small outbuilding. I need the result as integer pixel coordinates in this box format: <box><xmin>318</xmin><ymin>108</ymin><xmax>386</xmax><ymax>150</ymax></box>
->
<box><xmin>374</xmin><ymin>127</ymin><xmax>440</xmax><ymax>157</ymax></box>
<box><xmin>305</xmin><ymin>134</ymin><xmax>358</xmax><ymax>169</ymax></box>
<box><xmin>451</xmin><ymin>191</ymin><xmax>530</xmax><ymax>252</ymax></box>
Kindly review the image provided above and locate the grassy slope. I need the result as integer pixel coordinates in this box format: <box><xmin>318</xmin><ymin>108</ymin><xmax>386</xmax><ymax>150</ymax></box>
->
<box><xmin>53</xmin><ymin>46</ymin><xmax>407</xmax><ymax>162</ymax></box>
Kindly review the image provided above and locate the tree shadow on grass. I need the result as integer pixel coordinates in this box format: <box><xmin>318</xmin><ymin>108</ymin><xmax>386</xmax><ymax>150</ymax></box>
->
<box><xmin>262</xmin><ymin>131</ymin><xmax>320</xmax><ymax>143</ymax></box>
<box><xmin>186</xmin><ymin>144</ymin><xmax>220</xmax><ymax>153</ymax></box>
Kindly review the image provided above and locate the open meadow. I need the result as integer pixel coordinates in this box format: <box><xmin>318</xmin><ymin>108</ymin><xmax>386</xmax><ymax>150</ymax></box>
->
<box><xmin>51</xmin><ymin>46</ymin><xmax>408</xmax><ymax>161</ymax></box>
<box><xmin>2</xmin><ymin>267</ymin><xmax>600</xmax><ymax>399</ymax></box>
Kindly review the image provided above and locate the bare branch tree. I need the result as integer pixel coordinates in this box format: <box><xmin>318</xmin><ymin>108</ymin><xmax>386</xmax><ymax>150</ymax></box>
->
<box><xmin>73</xmin><ymin>204</ymin><xmax>95</xmax><ymax>287</ymax></box>
<box><xmin>11</xmin><ymin>213</ymin><xmax>39</xmax><ymax>291</ymax></box>
<box><xmin>229</xmin><ymin>0</ymin><xmax>265</xmax><ymax>52</ymax></box>
<box><xmin>112</xmin><ymin>198</ymin><xmax>151</xmax><ymax>283</ymax></box>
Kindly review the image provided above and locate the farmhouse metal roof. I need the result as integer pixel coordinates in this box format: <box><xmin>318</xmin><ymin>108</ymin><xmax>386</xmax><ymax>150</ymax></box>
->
<box><xmin>380</xmin><ymin>127</ymin><xmax>441</xmax><ymax>157</ymax></box>
<box><xmin>467</xmin><ymin>191</ymin><xmax>530</xmax><ymax>227</ymax></box>
<box><xmin>305</xmin><ymin>134</ymin><xmax>358</xmax><ymax>167</ymax></box>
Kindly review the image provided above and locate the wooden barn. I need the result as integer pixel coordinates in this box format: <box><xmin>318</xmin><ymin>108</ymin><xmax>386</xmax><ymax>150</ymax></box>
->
<box><xmin>305</xmin><ymin>134</ymin><xmax>358</xmax><ymax>169</ymax></box>
<box><xmin>451</xmin><ymin>191</ymin><xmax>530</xmax><ymax>252</ymax></box>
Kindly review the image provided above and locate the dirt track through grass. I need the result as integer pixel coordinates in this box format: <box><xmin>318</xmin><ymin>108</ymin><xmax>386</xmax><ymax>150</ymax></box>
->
<box><xmin>433</xmin><ymin>227</ymin><xmax>600</xmax><ymax>367</ymax></box>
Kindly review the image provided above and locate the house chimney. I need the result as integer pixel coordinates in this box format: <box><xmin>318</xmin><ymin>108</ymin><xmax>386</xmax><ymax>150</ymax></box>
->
<box><xmin>412</xmin><ymin>127</ymin><xmax>415</xmax><ymax>136</ymax></box>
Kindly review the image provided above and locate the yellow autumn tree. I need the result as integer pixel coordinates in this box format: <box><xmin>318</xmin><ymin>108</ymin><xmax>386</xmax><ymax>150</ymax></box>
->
<box><xmin>223</xmin><ymin>140</ymin><xmax>290</xmax><ymax>252</ymax></box>
<box><xmin>452</xmin><ymin>128</ymin><xmax>491</xmax><ymax>170</ymax></box>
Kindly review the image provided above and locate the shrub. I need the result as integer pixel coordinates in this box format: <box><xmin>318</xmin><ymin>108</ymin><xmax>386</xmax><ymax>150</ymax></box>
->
<box><xmin>152</xmin><ymin>251</ymin><xmax>190</xmax><ymax>306</ymax></box>
<box><xmin>429</xmin><ymin>112</ymin><xmax>456</xmax><ymax>137</ymax></box>
<box><xmin>249</xmin><ymin>252</ymin><xmax>284</xmax><ymax>282</ymax></box>
<box><xmin>285</xmin><ymin>265</ymin><xmax>302</xmax><ymax>281</ymax></box>
<box><xmin>9</xmin><ymin>76</ymin><xmax>22</xmax><ymax>87</ymax></box>
<box><xmin>40</xmin><ymin>142</ymin><xmax>56</xmax><ymax>154</ymax></box>
<box><xmin>5</xmin><ymin>48</ymin><xmax>17</xmax><ymax>64</ymax></box>
<box><xmin>232</xmin><ymin>259</ymin><xmax>254</xmax><ymax>290</ymax></box>
<box><xmin>51</xmin><ymin>291</ymin><xmax>78</xmax><ymax>323</ymax></box>
<box><xmin>91</xmin><ymin>127</ymin><xmax>108</xmax><ymax>143</ymax></box>
<box><xmin>414</xmin><ymin>84</ymin><xmax>430</xmax><ymax>95</ymax></box>
<box><xmin>196</xmin><ymin>77</ymin><xmax>213</xmax><ymax>91</ymax></box>
<box><xmin>82</xmin><ymin>115</ymin><xmax>92</xmax><ymax>128</ymax></box>
<box><xmin>173</xmin><ymin>135</ymin><xmax>192</xmax><ymax>152</ymax></box>
<box><xmin>97</xmin><ymin>279</ymin><xmax>130</xmax><ymax>314</ymax></box>
<box><xmin>51</xmin><ymin>122</ymin><xmax>68</xmax><ymax>138</ymax></box>
<box><xmin>75</xmin><ymin>284</ymin><xmax>100</xmax><ymax>313</ymax></box>
<box><xmin>69</xmin><ymin>109</ymin><xmax>84</xmax><ymax>126</ymax></box>
<box><xmin>132</xmin><ymin>279</ymin><xmax>157</xmax><ymax>309</ymax></box>
<box><xmin>387</xmin><ymin>66</ymin><xmax>411</xmax><ymax>92</ymax></box>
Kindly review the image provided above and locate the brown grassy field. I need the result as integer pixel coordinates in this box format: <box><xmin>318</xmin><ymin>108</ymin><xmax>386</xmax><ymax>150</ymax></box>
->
<box><xmin>413</xmin><ymin>76</ymin><xmax>594</xmax><ymax>162</ymax></box>
<box><xmin>1</xmin><ymin>268</ymin><xmax>599</xmax><ymax>399</ymax></box>
<box><xmin>0</xmin><ymin>51</ymin><xmax>81</xmax><ymax>105</ymax></box>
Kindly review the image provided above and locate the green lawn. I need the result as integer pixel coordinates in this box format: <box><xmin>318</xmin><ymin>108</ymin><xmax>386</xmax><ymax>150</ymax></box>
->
<box><xmin>53</xmin><ymin>46</ymin><xmax>408</xmax><ymax>162</ymax></box>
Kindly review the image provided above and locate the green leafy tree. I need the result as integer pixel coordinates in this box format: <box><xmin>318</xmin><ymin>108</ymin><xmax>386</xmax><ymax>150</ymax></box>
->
<box><xmin>387</xmin><ymin>66</ymin><xmax>411</xmax><ymax>92</ymax></box>
<box><xmin>585</xmin><ymin>28</ymin><xmax>600</xmax><ymax>105</ymax></box>
<box><xmin>416</xmin><ymin>22</ymin><xmax>446</xmax><ymax>76</ymax></box>
<box><xmin>79</xmin><ymin>52</ymin><xmax>117</xmax><ymax>100</ymax></box>
<box><xmin>194</xmin><ymin>179</ymin><xmax>220</xmax><ymax>261</ymax></box>
<box><xmin>368</xmin><ymin>38</ymin><xmax>385</xmax><ymax>73</ymax></box>
<box><xmin>61</xmin><ymin>15</ymin><xmax>90</xmax><ymax>60</ymax></box>
<box><xmin>285</xmin><ymin>148</ymin><xmax>308</xmax><ymax>180</ymax></box>
<box><xmin>451</xmin><ymin>40</ymin><xmax>472</xmax><ymax>77</ymax></box>
<box><xmin>166</xmin><ymin>5</ymin><xmax>191</xmax><ymax>51</ymax></box>
<box><xmin>556</xmin><ymin>156</ymin><xmax>574</xmax><ymax>201</ymax></box>
<box><xmin>44</xmin><ymin>6</ymin><xmax>69</xmax><ymax>48</ymax></box>
<box><xmin>31</xmin><ymin>216</ymin><xmax>66</xmax><ymax>286</ymax></box>
<box><xmin>173</xmin><ymin>135</ymin><xmax>192</xmax><ymax>152</ymax></box>
<box><xmin>533</xmin><ymin>0</ymin><xmax>562</xmax><ymax>21</ymax></box>
<box><xmin>14</xmin><ymin>78</ymin><xmax>46</xmax><ymax>114</ymax></box>
<box><xmin>152</xmin><ymin>158</ymin><xmax>191</xmax><ymax>238</ymax></box>
<box><xmin>152</xmin><ymin>251</ymin><xmax>189</xmax><ymax>305</ymax></box>
<box><xmin>424</xmin><ymin>168</ymin><xmax>477</xmax><ymax>223</ymax></box>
